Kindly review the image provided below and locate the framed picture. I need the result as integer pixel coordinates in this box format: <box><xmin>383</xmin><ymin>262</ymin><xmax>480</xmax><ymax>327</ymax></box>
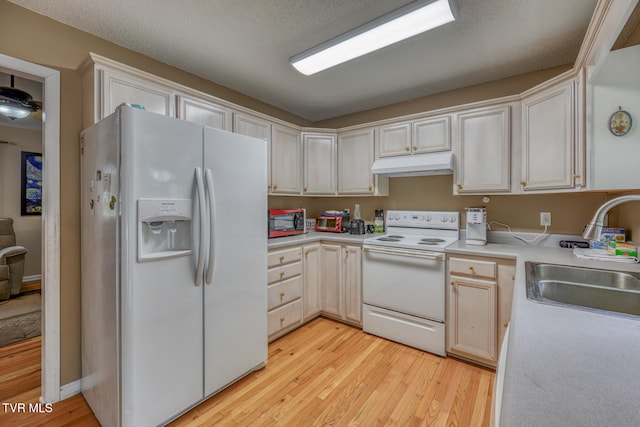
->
<box><xmin>20</xmin><ymin>151</ymin><xmax>43</xmax><ymax>216</ymax></box>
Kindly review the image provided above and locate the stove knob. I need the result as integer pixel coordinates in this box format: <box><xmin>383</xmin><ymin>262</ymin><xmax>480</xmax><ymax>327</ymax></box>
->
<box><xmin>425</xmin><ymin>215</ymin><xmax>431</xmax><ymax>222</ymax></box>
<box><xmin>441</xmin><ymin>216</ymin><xmax>447</xmax><ymax>222</ymax></box>
<box><xmin>449</xmin><ymin>216</ymin><xmax>457</xmax><ymax>223</ymax></box>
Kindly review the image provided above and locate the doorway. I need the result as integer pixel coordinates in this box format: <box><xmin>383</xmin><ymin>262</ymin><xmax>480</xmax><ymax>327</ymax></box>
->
<box><xmin>0</xmin><ymin>73</ymin><xmax>43</xmax><ymax>348</ymax></box>
<box><xmin>0</xmin><ymin>54</ymin><xmax>60</xmax><ymax>404</ymax></box>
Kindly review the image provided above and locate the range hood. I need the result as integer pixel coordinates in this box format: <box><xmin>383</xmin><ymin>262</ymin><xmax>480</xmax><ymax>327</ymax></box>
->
<box><xmin>371</xmin><ymin>152</ymin><xmax>453</xmax><ymax>177</ymax></box>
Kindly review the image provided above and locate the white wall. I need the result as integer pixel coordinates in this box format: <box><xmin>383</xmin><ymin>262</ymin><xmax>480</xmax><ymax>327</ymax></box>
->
<box><xmin>590</xmin><ymin>45</ymin><xmax>640</xmax><ymax>190</ymax></box>
<box><xmin>0</xmin><ymin>125</ymin><xmax>42</xmax><ymax>277</ymax></box>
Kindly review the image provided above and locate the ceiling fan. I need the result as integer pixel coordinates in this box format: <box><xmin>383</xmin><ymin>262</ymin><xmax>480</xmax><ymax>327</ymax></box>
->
<box><xmin>0</xmin><ymin>75</ymin><xmax>41</xmax><ymax>120</ymax></box>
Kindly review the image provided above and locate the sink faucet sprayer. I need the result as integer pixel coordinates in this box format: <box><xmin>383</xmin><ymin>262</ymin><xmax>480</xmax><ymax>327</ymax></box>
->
<box><xmin>582</xmin><ymin>195</ymin><xmax>640</xmax><ymax>240</ymax></box>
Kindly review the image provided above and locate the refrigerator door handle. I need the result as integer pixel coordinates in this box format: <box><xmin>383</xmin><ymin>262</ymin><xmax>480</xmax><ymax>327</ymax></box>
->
<box><xmin>205</xmin><ymin>168</ymin><xmax>216</xmax><ymax>285</ymax></box>
<box><xmin>195</xmin><ymin>167</ymin><xmax>206</xmax><ymax>286</ymax></box>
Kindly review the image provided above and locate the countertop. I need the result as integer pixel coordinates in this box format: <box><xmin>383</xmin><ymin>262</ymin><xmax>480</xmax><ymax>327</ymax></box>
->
<box><xmin>267</xmin><ymin>231</ymin><xmax>376</xmax><ymax>249</ymax></box>
<box><xmin>447</xmin><ymin>241</ymin><xmax>640</xmax><ymax>426</ymax></box>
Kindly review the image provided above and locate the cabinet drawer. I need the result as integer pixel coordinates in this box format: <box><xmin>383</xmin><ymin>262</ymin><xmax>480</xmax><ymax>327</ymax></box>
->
<box><xmin>268</xmin><ymin>247</ymin><xmax>302</xmax><ymax>268</ymax></box>
<box><xmin>449</xmin><ymin>257</ymin><xmax>497</xmax><ymax>278</ymax></box>
<box><xmin>268</xmin><ymin>299</ymin><xmax>302</xmax><ymax>336</ymax></box>
<box><xmin>268</xmin><ymin>261</ymin><xmax>302</xmax><ymax>284</ymax></box>
<box><xmin>268</xmin><ymin>275</ymin><xmax>302</xmax><ymax>310</ymax></box>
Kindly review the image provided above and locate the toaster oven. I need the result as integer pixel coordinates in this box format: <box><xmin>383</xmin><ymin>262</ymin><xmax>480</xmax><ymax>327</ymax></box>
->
<box><xmin>315</xmin><ymin>214</ymin><xmax>349</xmax><ymax>233</ymax></box>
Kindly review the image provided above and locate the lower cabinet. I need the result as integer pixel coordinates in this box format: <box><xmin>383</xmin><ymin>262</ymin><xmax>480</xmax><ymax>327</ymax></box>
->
<box><xmin>343</xmin><ymin>245</ymin><xmax>362</xmax><ymax>324</ymax></box>
<box><xmin>269</xmin><ymin>243</ymin><xmax>518</xmax><ymax>368</ymax></box>
<box><xmin>268</xmin><ymin>241</ymin><xmax>363</xmax><ymax>341</ymax></box>
<box><xmin>267</xmin><ymin>246</ymin><xmax>303</xmax><ymax>341</ymax></box>
<box><xmin>446</xmin><ymin>255</ymin><xmax>515</xmax><ymax>367</ymax></box>
<box><xmin>320</xmin><ymin>243</ymin><xmax>362</xmax><ymax>326</ymax></box>
<box><xmin>303</xmin><ymin>243</ymin><xmax>322</xmax><ymax>320</ymax></box>
<box><xmin>448</xmin><ymin>275</ymin><xmax>497</xmax><ymax>362</ymax></box>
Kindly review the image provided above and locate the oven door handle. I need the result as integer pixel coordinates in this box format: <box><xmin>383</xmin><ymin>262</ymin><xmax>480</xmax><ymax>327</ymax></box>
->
<box><xmin>363</xmin><ymin>246</ymin><xmax>445</xmax><ymax>261</ymax></box>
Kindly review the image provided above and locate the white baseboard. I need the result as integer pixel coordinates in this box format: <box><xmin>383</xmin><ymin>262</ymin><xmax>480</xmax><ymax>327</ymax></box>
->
<box><xmin>59</xmin><ymin>379</ymin><xmax>82</xmax><ymax>400</ymax></box>
<box><xmin>23</xmin><ymin>274</ymin><xmax>42</xmax><ymax>282</ymax></box>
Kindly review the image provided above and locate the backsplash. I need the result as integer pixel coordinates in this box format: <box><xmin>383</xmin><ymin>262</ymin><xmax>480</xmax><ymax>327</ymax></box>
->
<box><xmin>269</xmin><ymin>175</ymin><xmax>637</xmax><ymax>236</ymax></box>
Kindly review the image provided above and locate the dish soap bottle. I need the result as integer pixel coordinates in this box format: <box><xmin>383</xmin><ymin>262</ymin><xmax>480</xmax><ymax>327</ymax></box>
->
<box><xmin>374</xmin><ymin>209</ymin><xmax>384</xmax><ymax>234</ymax></box>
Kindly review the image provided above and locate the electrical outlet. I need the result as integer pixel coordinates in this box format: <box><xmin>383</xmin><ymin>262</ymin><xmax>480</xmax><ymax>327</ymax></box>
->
<box><xmin>540</xmin><ymin>212</ymin><xmax>552</xmax><ymax>226</ymax></box>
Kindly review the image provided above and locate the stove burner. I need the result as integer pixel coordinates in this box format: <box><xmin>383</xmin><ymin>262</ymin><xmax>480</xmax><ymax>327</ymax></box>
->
<box><xmin>377</xmin><ymin>237</ymin><xmax>402</xmax><ymax>242</ymax></box>
<box><xmin>420</xmin><ymin>238</ymin><xmax>445</xmax><ymax>243</ymax></box>
<box><xmin>387</xmin><ymin>235</ymin><xmax>405</xmax><ymax>239</ymax></box>
<box><xmin>418</xmin><ymin>241</ymin><xmax>440</xmax><ymax>246</ymax></box>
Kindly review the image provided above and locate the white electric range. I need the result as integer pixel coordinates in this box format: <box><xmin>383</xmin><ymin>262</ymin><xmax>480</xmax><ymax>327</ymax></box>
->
<box><xmin>362</xmin><ymin>210</ymin><xmax>459</xmax><ymax>356</ymax></box>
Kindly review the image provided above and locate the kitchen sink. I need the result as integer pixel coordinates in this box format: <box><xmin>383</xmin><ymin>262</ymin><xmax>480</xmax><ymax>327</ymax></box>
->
<box><xmin>526</xmin><ymin>262</ymin><xmax>640</xmax><ymax>318</ymax></box>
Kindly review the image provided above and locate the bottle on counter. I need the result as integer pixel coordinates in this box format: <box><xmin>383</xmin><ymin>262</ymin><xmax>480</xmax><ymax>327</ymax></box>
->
<box><xmin>374</xmin><ymin>209</ymin><xmax>384</xmax><ymax>234</ymax></box>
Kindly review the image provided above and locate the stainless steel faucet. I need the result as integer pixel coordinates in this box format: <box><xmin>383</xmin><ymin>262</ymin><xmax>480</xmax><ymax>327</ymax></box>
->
<box><xmin>582</xmin><ymin>195</ymin><xmax>640</xmax><ymax>240</ymax></box>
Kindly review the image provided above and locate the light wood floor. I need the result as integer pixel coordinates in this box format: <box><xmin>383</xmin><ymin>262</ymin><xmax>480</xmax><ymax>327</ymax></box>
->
<box><xmin>0</xmin><ymin>336</ymin><xmax>99</xmax><ymax>426</ymax></box>
<box><xmin>0</xmin><ymin>318</ymin><xmax>494</xmax><ymax>426</ymax></box>
<box><xmin>20</xmin><ymin>279</ymin><xmax>42</xmax><ymax>294</ymax></box>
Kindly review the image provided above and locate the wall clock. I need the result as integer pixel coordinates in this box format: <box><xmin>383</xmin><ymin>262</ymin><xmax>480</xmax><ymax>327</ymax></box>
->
<box><xmin>609</xmin><ymin>108</ymin><xmax>632</xmax><ymax>137</ymax></box>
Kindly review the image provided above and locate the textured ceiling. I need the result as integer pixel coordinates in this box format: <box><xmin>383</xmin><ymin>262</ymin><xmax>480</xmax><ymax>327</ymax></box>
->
<box><xmin>7</xmin><ymin>0</ymin><xmax>598</xmax><ymax>121</ymax></box>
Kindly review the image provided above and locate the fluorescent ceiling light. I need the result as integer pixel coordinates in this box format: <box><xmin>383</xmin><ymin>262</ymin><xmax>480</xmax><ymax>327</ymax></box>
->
<box><xmin>290</xmin><ymin>0</ymin><xmax>458</xmax><ymax>76</ymax></box>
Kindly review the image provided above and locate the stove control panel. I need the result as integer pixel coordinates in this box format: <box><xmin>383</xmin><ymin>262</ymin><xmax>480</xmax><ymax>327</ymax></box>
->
<box><xmin>386</xmin><ymin>210</ymin><xmax>459</xmax><ymax>230</ymax></box>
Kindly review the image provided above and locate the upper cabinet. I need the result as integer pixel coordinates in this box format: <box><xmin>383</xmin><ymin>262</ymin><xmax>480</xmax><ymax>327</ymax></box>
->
<box><xmin>84</xmin><ymin>51</ymin><xmax>616</xmax><ymax>197</ymax></box>
<box><xmin>521</xmin><ymin>75</ymin><xmax>584</xmax><ymax>192</ymax></box>
<box><xmin>91</xmin><ymin>66</ymin><xmax>175</xmax><ymax>123</ymax></box>
<box><xmin>378</xmin><ymin>122</ymin><xmax>411</xmax><ymax>157</ymax></box>
<box><xmin>413</xmin><ymin>115</ymin><xmax>452</xmax><ymax>153</ymax></box>
<box><xmin>233</xmin><ymin>113</ymin><xmax>303</xmax><ymax>196</ymax></box>
<box><xmin>177</xmin><ymin>95</ymin><xmax>231</xmax><ymax>130</ymax></box>
<box><xmin>233</xmin><ymin>112</ymin><xmax>271</xmax><ymax>141</ymax></box>
<box><xmin>337</xmin><ymin>128</ymin><xmax>375</xmax><ymax>195</ymax></box>
<box><xmin>454</xmin><ymin>105</ymin><xmax>511</xmax><ymax>194</ymax></box>
<box><xmin>378</xmin><ymin>114</ymin><xmax>451</xmax><ymax>157</ymax></box>
<box><xmin>271</xmin><ymin>125</ymin><xmax>302</xmax><ymax>195</ymax></box>
<box><xmin>303</xmin><ymin>133</ymin><xmax>337</xmax><ymax>195</ymax></box>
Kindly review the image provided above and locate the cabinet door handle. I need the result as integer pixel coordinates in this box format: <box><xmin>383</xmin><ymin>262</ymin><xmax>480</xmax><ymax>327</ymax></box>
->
<box><xmin>273</xmin><ymin>184</ymin><xmax>278</xmax><ymax>190</ymax></box>
<box><xmin>369</xmin><ymin>185</ymin><xmax>373</xmax><ymax>191</ymax></box>
<box><xmin>504</xmin><ymin>321</ymin><xmax>509</xmax><ymax>328</ymax></box>
<box><xmin>279</xmin><ymin>255</ymin><xmax>285</xmax><ymax>263</ymax></box>
<box><xmin>304</xmin><ymin>187</ymin><xmax>308</xmax><ymax>192</ymax></box>
<box><xmin>268</xmin><ymin>185</ymin><xmax>272</xmax><ymax>191</ymax></box>
<box><xmin>456</xmin><ymin>182</ymin><xmax>462</xmax><ymax>190</ymax></box>
<box><xmin>280</xmin><ymin>271</ymin><xmax>285</xmax><ymax>279</ymax></box>
<box><xmin>469</xmin><ymin>266</ymin><xmax>475</xmax><ymax>273</ymax></box>
<box><xmin>412</xmin><ymin>146</ymin><xmax>417</xmax><ymax>151</ymax></box>
<box><xmin>450</xmin><ymin>282</ymin><xmax>455</xmax><ymax>286</ymax></box>
<box><xmin>405</xmin><ymin>146</ymin><xmax>410</xmax><ymax>151</ymax></box>
<box><xmin>280</xmin><ymin>317</ymin><xmax>285</xmax><ymax>324</ymax></box>
<box><xmin>280</xmin><ymin>291</ymin><xmax>285</xmax><ymax>299</ymax></box>
<box><xmin>520</xmin><ymin>180</ymin><xmax>527</xmax><ymax>186</ymax></box>
<box><xmin>573</xmin><ymin>174</ymin><xmax>581</xmax><ymax>179</ymax></box>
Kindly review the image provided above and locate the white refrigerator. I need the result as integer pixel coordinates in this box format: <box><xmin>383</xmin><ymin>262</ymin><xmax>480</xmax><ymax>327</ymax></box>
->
<box><xmin>80</xmin><ymin>105</ymin><xmax>268</xmax><ymax>426</ymax></box>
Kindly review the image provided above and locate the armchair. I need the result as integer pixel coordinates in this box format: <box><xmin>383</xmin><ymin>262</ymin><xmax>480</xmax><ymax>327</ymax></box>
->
<box><xmin>0</xmin><ymin>218</ymin><xmax>28</xmax><ymax>300</ymax></box>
